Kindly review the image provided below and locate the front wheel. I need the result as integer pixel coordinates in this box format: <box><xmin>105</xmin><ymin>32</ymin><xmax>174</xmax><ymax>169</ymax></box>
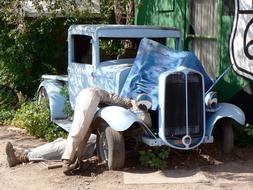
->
<box><xmin>97</xmin><ymin>125</ymin><xmax>125</xmax><ymax>170</ymax></box>
<box><xmin>221</xmin><ymin>120</ymin><xmax>234</xmax><ymax>154</ymax></box>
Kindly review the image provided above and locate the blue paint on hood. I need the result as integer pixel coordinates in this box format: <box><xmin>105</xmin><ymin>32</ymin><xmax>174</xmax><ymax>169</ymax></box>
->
<box><xmin>120</xmin><ymin>38</ymin><xmax>213</xmax><ymax>110</ymax></box>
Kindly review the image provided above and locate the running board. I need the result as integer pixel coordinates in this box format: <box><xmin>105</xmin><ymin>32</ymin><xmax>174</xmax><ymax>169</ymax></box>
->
<box><xmin>53</xmin><ymin>119</ymin><xmax>72</xmax><ymax>132</ymax></box>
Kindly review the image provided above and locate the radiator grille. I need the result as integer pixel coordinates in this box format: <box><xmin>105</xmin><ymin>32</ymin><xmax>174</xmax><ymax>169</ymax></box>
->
<box><xmin>187</xmin><ymin>72</ymin><xmax>204</xmax><ymax>135</ymax></box>
<box><xmin>165</xmin><ymin>73</ymin><xmax>186</xmax><ymax>137</ymax></box>
<box><xmin>163</xmin><ymin>71</ymin><xmax>204</xmax><ymax>142</ymax></box>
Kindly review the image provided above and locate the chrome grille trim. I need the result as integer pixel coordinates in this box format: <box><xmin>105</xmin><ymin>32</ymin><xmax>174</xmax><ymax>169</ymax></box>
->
<box><xmin>158</xmin><ymin>68</ymin><xmax>205</xmax><ymax>150</ymax></box>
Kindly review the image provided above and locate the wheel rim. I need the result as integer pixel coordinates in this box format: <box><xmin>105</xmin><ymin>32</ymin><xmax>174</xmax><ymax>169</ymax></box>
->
<box><xmin>99</xmin><ymin>131</ymin><xmax>109</xmax><ymax>161</ymax></box>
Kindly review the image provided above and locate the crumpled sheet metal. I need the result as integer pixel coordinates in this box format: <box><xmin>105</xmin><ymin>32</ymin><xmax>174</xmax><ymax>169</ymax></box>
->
<box><xmin>120</xmin><ymin>38</ymin><xmax>213</xmax><ymax>110</ymax></box>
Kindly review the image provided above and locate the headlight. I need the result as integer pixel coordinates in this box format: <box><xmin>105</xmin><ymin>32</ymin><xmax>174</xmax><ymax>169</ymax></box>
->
<box><xmin>205</xmin><ymin>91</ymin><xmax>218</xmax><ymax>109</ymax></box>
<box><xmin>136</xmin><ymin>94</ymin><xmax>152</xmax><ymax>111</ymax></box>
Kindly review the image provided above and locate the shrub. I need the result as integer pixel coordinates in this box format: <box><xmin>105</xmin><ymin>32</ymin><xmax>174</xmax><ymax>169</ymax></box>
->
<box><xmin>139</xmin><ymin>148</ymin><xmax>170</xmax><ymax>170</ymax></box>
<box><xmin>0</xmin><ymin>0</ymin><xmax>134</xmax><ymax>98</ymax></box>
<box><xmin>12</xmin><ymin>100</ymin><xmax>67</xmax><ymax>142</ymax></box>
<box><xmin>0</xmin><ymin>84</ymin><xmax>19</xmax><ymax>125</ymax></box>
<box><xmin>0</xmin><ymin>16</ymin><xmax>70</xmax><ymax>97</ymax></box>
<box><xmin>0</xmin><ymin>1</ymin><xmax>102</xmax><ymax>98</ymax></box>
<box><xmin>235</xmin><ymin>124</ymin><xmax>253</xmax><ymax>148</ymax></box>
<box><xmin>0</xmin><ymin>84</ymin><xmax>19</xmax><ymax>109</ymax></box>
<box><xmin>0</xmin><ymin>107</ymin><xmax>15</xmax><ymax>125</ymax></box>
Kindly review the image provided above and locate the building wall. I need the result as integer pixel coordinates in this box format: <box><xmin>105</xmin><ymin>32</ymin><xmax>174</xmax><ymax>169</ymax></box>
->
<box><xmin>135</xmin><ymin>0</ymin><xmax>249</xmax><ymax>102</ymax></box>
<box><xmin>135</xmin><ymin>0</ymin><xmax>188</xmax><ymax>47</ymax></box>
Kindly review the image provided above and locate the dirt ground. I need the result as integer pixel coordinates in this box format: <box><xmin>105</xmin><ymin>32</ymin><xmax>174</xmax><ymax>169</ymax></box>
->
<box><xmin>1</xmin><ymin>125</ymin><xmax>253</xmax><ymax>190</ymax></box>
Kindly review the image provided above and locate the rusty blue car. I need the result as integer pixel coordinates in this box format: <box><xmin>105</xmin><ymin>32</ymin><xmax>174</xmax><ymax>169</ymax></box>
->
<box><xmin>38</xmin><ymin>25</ymin><xmax>245</xmax><ymax>170</ymax></box>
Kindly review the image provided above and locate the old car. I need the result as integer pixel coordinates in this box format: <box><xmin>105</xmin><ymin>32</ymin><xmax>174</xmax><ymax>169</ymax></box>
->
<box><xmin>38</xmin><ymin>25</ymin><xmax>245</xmax><ymax>170</ymax></box>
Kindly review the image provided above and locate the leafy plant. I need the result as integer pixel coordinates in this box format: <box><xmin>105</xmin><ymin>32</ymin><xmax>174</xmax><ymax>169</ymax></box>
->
<box><xmin>12</xmin><ymin>100</ymin><xmax>67</xmax><ymax>142</ymax></box>
<box><xmin>0</xmin><ymin>1</ymin><xmax>103</xmax><ymax>98</ymax></box>
<box><xmin>60</xmin><ymin>85</ymin><xmax>73</xmax><ymax>118</ymax></box>
<box><xmin>100</xmin><ymin>39</ymin><xmax>125</xmax><ymax>58</ymax></box>
<box><xmin>0</xmin><ymin>84</ymin><xmax>19</xmax><ymax>125</ymax></box>
<box><xmin>0</xmin><ymin>107</ymin><xmax>15</xmax><ymax>125</ymax></box>
<box><xmin>0</xmin><ymin>0</ymin><xmax>135</xmax><ymax>99</ymax></box>
<box><xmin>139</xmin><ymin>148</ymin><xmax>170</xmax><ymax>169</ymax></box>
<box><xmin>0</xmin><ymin>84</ymin><xmax>19</xmax><ymax>109</ymax></box>
<box><xmin>235</xmin><ymin>123</ymin><xmax>253</xmax><ymax>148</ymax></box>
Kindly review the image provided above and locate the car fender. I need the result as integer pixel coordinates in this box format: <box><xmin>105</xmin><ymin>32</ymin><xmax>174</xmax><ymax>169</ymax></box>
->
<box><xmin>206</xmin><ymin>103</ymin><xmax>245</xmax><ymax>137</ymax></box>
<box><xmin>38</xmin><ymin>80</ymin><xmax>67</xmax><ymax>120</ymax></box>
<box><xmin>95</xmin><ymin>106</ymin><xmax>147</xmax><ymax>131</ymax></box>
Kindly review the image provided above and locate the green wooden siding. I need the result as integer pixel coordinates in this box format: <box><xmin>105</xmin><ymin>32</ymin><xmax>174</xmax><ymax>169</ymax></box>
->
<box><xmin>135</xmin><ymin>0</ymin><xmax>188</xmax><ymax>47</ymax></box>
<box><xmin>135</xmin><ymin>0</ymin><xmax>249</xmax><ymax>101</ymax></box>
<box><xmin>216</xmin><ymin>16</ymin><xmax>249</xmax><ymax>101</ymax></box>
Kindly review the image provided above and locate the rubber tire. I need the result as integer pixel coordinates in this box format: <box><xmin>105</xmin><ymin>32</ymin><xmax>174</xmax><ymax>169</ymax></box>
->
<box><xmin>222</xmin><ymin>121</ymin><xmax>234</xmax><ymax>154</ymax></box>
<box><xmin>97</xmin><ymin>125</ymin><xmax>125</xmax><ymax>170</ymax></box>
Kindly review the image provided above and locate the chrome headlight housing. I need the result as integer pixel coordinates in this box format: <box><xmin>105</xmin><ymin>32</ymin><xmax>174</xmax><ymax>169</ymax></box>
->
<box><xmin>205</xmin><ymin>91</ymin><xmax>218</xmax><ymax>110</ymax></box>
<box><xmin>136</xmin><ymin>94</ymin><xmax>152</xmax><ymax>111</ymax></box>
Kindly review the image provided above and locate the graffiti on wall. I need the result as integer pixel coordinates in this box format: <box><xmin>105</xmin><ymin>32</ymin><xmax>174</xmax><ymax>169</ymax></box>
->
<box><xmin>230</xmin><ymin>0</ymin><xmax>253</xmax><ymax>80</ymax></box>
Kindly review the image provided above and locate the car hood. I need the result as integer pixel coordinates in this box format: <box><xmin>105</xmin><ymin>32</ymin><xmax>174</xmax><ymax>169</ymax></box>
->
<box><xmin>120</xmin><ymin>38</ymin><xmax>213</xmax><ymax>110</ymax></box>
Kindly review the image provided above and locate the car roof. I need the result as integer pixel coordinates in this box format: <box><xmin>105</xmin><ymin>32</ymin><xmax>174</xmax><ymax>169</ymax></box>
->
<box><xmin>68</xmin><ymin>24</ymin><xmax>181</xmax><ymax>38</ymax></box>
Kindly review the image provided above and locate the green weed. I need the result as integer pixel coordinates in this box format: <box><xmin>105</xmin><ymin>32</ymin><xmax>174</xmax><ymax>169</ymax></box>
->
<box><xmin>235</xmin><ymin>123</ymin><xmax>253</xmax><ymax>148</ymax></box>
<box><xmin>139</xmin><ymin>148</ymin><xmax>170</xmax><ymax>170</ymax></box>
